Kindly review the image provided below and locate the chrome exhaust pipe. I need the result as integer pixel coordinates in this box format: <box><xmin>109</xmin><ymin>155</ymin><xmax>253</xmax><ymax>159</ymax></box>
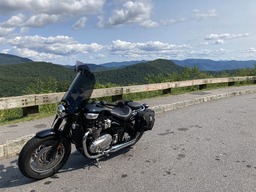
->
<box><xmin>82</xmin><ymin>131</ymin><xmax>139</xmax><ymax>159</ymax></box>
<box><xmin>107</xmin><ymin>136</ymin><xmax>137</xmax><ymax>153</ymax></box>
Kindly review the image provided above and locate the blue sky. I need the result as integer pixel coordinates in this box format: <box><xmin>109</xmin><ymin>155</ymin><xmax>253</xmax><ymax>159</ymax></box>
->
<box><xmin>0</xmin><ymin>0</ymin><xmax>256</xmax><ymax>65</ymax></box>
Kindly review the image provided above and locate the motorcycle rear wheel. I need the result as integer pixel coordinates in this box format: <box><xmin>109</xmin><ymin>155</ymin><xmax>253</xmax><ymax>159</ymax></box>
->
<box><xmin>18</xmin><ymin>136</ymin><xmax>71</xmax><ymax>180</ymax></box>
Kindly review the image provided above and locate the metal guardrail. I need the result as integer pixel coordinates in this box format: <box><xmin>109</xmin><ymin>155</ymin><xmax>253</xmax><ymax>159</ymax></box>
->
<box><xmin>0</xmin><ymin>76</ymin><xmax>256</xmax><ymax>116</ymax></box>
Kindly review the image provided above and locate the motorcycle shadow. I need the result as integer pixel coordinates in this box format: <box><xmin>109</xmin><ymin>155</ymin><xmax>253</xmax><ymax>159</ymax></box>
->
<box><xmin>0</xmin><ymin>159</ymin><xmax>33</xmax><ymax>189</ymax></box>
<box><xmin>0</xmin><ymin>146</ymin><xmax>132</xmax><ymax>189</ymax></box>
<box><xmin>60</xmin><ymin>146</ymin><xmax>133</xmax><ymax>173</ymax></box>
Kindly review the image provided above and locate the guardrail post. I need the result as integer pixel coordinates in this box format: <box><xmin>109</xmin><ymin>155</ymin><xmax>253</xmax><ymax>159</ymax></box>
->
<box><xmin>199</xmin><ymin>84</ymin><xmax>207</xmax><ymax>90</ymax></box>
<box><xmin>163</xmin><ymin>88</ymin><xmax>172</xmax><ymax>94</ymax></box>
<box><xmin>111</xmin><ymin>95</ymin><xmax>123</xmax><ymax>102</ymax></box>
<box><xmin>22</xmin><ymin>106</ymin><xmax>39</xmax><ymax>116</ymax></box>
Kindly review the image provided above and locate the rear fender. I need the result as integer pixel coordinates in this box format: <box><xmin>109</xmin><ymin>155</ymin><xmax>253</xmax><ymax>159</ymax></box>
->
<box><xmin>35</xmin><ymin>129</ymin><xmax>57</xmax><ymax>138</ymax></box>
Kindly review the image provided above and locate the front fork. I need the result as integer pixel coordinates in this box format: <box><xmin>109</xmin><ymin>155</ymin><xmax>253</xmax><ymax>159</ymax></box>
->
<box><xmin>35</xmin><ymin>117</ymin><xmax>66</xmax><ymax>161</ymax></box>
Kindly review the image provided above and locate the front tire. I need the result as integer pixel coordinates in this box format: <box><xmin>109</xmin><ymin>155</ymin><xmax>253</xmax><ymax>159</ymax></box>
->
<box><xmin>18</xmin><ymin>136</ymin><xmax>71</xmax><ymax>180</ymax></box>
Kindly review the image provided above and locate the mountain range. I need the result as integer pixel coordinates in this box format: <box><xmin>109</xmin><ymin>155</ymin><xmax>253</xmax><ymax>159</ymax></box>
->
<box><xmin>0</xmin><ymin>53</ymin><xmax>255</xmax><ymax>71</ymax></box>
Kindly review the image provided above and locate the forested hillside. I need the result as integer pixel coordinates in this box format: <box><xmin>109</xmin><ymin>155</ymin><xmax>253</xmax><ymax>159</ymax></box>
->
<box><xmin>1</xmin><ymin>58</ymin><xmax>256</xmax><ymax>98</ymax></box>
<box><xmin>0</xmin><ymin>59</ymin><xmax>185</xmax><ymax>97</ymax></box>
<box><xmin>0</xmin><ymin>62</ymin><xmax>75</xmax><ymax>97</ymax></box>
<box><xmin>95</xmin><ymin>59</ymin><xmax>185</xmax><ymax>85</ymax></box>
<box><xmin>0</xmin><ymin>53</ymin><xmax>33</xmax><ymax>65</ymax></box>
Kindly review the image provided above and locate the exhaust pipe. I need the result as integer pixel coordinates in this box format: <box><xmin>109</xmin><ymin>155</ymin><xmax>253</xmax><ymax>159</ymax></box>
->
<box><xmin>82</xmin><ymin>131</ymin><xmax>139</xmax><ymax>159</ymax></box>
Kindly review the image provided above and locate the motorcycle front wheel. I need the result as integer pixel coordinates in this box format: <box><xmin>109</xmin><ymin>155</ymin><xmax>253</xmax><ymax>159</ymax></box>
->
<box><xmin>18</xmin><ymin>136</ymin><xmax>71</xmax><ymax>180</ymax></box>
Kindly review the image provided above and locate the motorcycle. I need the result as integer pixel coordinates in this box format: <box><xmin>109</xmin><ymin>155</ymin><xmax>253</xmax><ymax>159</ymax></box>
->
<box><xmin>18</xmin><ymin>61</ymin><xmax>155</xmax><ymax>180</ymax></box>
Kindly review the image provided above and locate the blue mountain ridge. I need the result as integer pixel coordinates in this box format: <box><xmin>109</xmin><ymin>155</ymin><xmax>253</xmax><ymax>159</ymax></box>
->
<box><xmin>0</xmin><ymin>53</ymin><xmax>255</xmax><ymax>71</ymax></box>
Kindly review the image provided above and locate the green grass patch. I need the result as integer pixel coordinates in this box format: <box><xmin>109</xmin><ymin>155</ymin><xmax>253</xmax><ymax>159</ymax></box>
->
<box><xmin>0</xmin><ymin>103</ymin><xmax>57</xmax><ymax>125</ymax></box>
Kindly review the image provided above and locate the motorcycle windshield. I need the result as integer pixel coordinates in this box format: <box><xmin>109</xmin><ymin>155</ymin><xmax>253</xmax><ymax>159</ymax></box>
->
<box><xmin>62</xmin><ymin>61</ymin><xmax>96</xmax><ymax>113</ymax></box>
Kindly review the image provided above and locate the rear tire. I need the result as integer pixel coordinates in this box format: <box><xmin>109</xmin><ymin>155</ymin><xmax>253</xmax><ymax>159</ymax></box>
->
<box><xmin>18</xmin><ymin>136</ymin><xmax>71</xmax><ymax>180</ymax></box>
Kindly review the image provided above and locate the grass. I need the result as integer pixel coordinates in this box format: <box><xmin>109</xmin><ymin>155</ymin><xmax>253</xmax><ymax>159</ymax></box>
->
<box><xmin>0</xmin><ymin>80</ymin><xmax>255</xmax><ymax>126</ymax></box>
<box><xmin>0</xmin><ymin>103</ymin><xmax>57</xmax><ymax>126</ymax></box>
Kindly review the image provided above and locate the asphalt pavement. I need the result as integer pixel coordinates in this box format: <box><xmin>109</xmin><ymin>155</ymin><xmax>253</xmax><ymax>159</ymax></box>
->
<box><xmin>1</xmin><ymin>84</ymin><xmax>256</xmax><ymax>159</ymax></box>
<box><xmin>1</xmin><ymin>93</ymin><xmax>256</xmax><ymax>191</ymax></box>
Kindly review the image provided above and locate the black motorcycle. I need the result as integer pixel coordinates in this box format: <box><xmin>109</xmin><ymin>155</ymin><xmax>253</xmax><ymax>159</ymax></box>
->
<box><xmin>18</xmin><ymin>61</ymin><xmax>155</xmax><ymax>180</ymax></box>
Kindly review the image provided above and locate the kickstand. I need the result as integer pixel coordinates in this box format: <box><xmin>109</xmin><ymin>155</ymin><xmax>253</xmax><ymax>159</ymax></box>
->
<box><xmin>84</xmin><ymin>158</ymin><xmax>101</xmax><ymax>169</ymax></box>
<box><xmin>94</xmin><ymin>158</ymin><xmax>101</xmax><ymax>168</ymax></box>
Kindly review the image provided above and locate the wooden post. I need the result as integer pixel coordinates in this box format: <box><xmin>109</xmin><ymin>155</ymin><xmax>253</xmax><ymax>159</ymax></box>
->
<box><xmin>199</xmin><ymin>84</ymin><xmax>207</xmax><ymax>90</ymax></box>
<box><xmin>22</xmin><ymin>106</ymin><xmax>39</xmax><ymax>116</ymax></box>
<box><xmin>112</xmin><ymin>95</ymin><xmax>123</xmax><ymax>102</ymax></box>
<box><xmin>163</xmin><ymin>88</ymin><xmax>172</xmax><ymax>94</ymax></box>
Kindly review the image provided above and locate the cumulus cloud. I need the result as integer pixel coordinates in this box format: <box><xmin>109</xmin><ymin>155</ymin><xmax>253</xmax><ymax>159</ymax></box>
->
<box><xmin>25</xmin><ymin>14</ymin><xmax>62</xmax><ymax>27</ymax></box>
<box><xmin>98</xmin><ymin>1</ymin><xmax>205</xmax><ymax>28</ymax></box>
<box><xmin>103</xmin><ymin>5</ymin><xmax>216</xmax><ymax>28</ymax></box>
<box><xmin>98</xmin><ymin>0</ymin><xmax>159</xmax><ymax>28</ymax></box>
<box><xmin>3</xmin><ymin>34</ymin><xmax>192</xmax><ymax>62</ymax></box>
<box><xmin>0</xmin><ymin>0</ymin><xmax>105</xmax><ymax>15</ymax></box>
<box><xmin>0</xmin><ymin>0</ymin><xmax>105</xmax><ymax>29</ymax></box>
<box><xmin>3</xmin><ymin>14</ymin><xmax>26</xmax><ymax>27</ymax></box>
<box><xmin>204</xmin><ymin>33</ymin><xmax>252</xmax><ymax>45</ymax></box>
<box><xmin>0</xmin><ymin>0</ymin><xmax>31</xmax><ymax>13</ymax></box>
<box><xmin>8</xmin><ymin>35</ymin><xmax>104</xmax><ymax>59</ymax></box>
<box><xmin>0</xmin><ymin>26</ymin><xmax>15</xmax><ymax>36</ymax></box>
<box><xmin>109</xmin><ymin>39</ymin><xmax>190</xmax><ymax>58</ymax></box>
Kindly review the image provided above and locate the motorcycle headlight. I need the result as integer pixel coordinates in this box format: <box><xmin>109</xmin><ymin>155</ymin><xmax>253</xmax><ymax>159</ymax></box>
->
<box><xmin>57</xmin><ymin>104</ymin><xmax>66</xmax><ymax>118</ymax></box>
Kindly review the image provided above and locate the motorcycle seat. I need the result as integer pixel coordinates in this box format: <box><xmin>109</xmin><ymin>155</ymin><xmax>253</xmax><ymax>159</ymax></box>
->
<box><xmin>111</xmin><ymin>106</ymin><xmax>132</xmax><ymax>121</ymax></box>
<box><xmin>127</xmin><ymin>101</ymin><xmax>143</xmax><ymax>110</ymax></box>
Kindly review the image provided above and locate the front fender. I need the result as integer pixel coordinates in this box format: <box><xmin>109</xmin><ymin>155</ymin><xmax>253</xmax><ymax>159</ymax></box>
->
<box><xmin>35</xmin><ymin>128</ymin><xmax>57</xmax><ymax>138</ymax></box>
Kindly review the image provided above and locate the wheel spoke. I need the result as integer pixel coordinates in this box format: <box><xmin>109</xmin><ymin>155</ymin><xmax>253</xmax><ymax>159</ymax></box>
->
<box><xmin>29</xmin><ymin>141</ymin><xmax>65</xmax><ymax>173</ymax></box>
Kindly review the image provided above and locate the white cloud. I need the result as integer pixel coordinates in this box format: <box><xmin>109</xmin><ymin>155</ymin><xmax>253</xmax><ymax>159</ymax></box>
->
<box><xmin>109</xmin><ymin>39</ymin><xmax>190</xmax><ymax>59</ymax></box>
<box><xmin>204</xmin><ymin>33</ymin><xmax>252</xmax><ymax>45</ymax></box>
<box><xmin>193</xmin><ymin>9</ymin><xmax>217</xmax><ymax>20</ymax></box>
<box><xmin>109</xmin><ymin>1</ymin><xmax>152</xmax><ymax>24</ymax></box>
<box><xmin>8</xmin><ymin>35</ymin><xmax>104</xmax><ymax>57</ymax></box>
<box><xmin>0</xmin><ymin>0</ymin><xmax>105</xmax><ymax>15</ymax></box>
<box><xmin>205</xmin><ymin>33</ymin><xmax>251</xmax><ymax>41</ymax></box>
<box><xmin>72</xmin><ymin>17</ymin><xmax>87</xmax><ymax>30</ymax></box>
<box><xmin>215</xmin><ymin>39</ymin><xmax>225</xmax><ymax>44</ymax></box>
<box><xmin>248</xmin><ymin>47</ymin><xmax>256</xmax><ymax>53</ymax></box>
<box><xmin>0</xmin><ymin>0</ymin><xmax>105</xmax><ymax>29</ymax></box>
<box><xmin>98</xmin><ymin>0</ymin><xmax>159</xmax><ymax>28</ymax></box>
<box><xmin>0</xmin><ymin>26</ymin><xmax>15</xmax><ymax>36</ymax></box>
<box><xmin>0</xmin><ymin>0</ymin><xmax>31</xmax><ymax>13</ymax></box>
<box><xmin>3</xmin><ymin>14</ymin><xmax>26</xmax><ymax>27</ymax></box>
<box><xmin>25</xmin><ymin>14</ymin><xmax>62</xmax><ymax>27</ymax></box>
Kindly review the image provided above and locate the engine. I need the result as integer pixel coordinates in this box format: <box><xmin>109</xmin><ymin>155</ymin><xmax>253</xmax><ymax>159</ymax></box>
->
<box><xmin>84</xmin><ymin>112</ymin><xmax>114</xmax><ymax>154</ymax></box>
<box><xmin>83</xmin><ymin>110</ymin><xmax>135</xmax><ymax>154</ymax></box>
<box><xmin>89</xmin><ymin>134</ymin><xmax>112</xmax><ymax>153</ymax></box>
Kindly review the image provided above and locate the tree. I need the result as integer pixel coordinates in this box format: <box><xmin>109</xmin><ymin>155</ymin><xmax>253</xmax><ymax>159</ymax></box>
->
<box><xmin>24</xmin><ymin>77</ymin><xmax>58</xmax><ymax>94</ymax></box>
